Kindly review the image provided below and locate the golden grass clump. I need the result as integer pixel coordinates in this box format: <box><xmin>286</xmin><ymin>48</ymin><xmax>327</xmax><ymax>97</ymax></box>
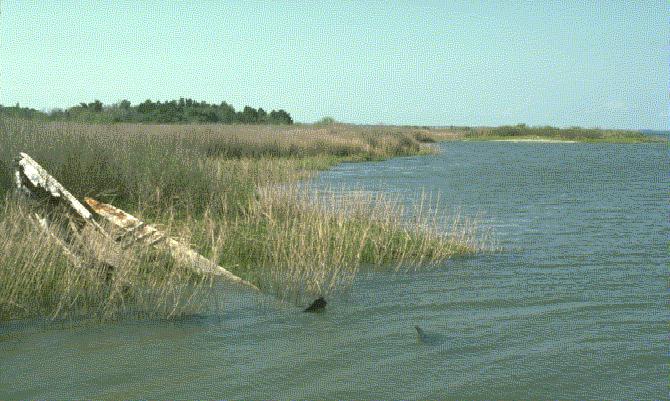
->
<box><xmin>0</xmin><ymin>198</ymin><xmax>215</xmax><ymax>321</ymax></box>
<box><xmin>188</xmin><ymin>186</ymin><xmax>488</xmax><ymax>304</ymax></box>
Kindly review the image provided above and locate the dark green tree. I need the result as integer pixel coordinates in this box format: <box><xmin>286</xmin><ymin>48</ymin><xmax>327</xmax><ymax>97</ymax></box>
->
<box><xmin>257</xmin><ymin>107</ymin><xmax>268</xmax><ymax>123</ymax></box>
<box><xmin>240</xmin><ymin>106</ymin><xmax>258</xmax><ymax>123</ymax></box>
<box><xmin>89</xmin><ymin>100</ymin><xmax>103</xmax><ymax>112</ymax></box>
<box><xmin>269</xmin><ymin>109</ymin><xmax>293</xmax><ymax>124</ymax></box>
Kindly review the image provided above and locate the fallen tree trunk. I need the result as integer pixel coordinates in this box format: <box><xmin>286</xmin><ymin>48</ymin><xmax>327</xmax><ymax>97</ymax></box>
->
<box><xmin>85</xmin><ymin>197</ymin><xmax>259</xmax><ymax>291</ymax></box>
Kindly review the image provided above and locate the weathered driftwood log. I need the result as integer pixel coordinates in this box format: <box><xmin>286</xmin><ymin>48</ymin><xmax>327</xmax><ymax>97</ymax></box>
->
<box><xmin>85</xmin><ymin>197</ymin><xmax>259</xmax><ymax>291</ymax></box>
<box><xmin>14</xmin><ymin>152</ymin><xmax>258</xmax><ymax>292</ymax></box>
<box><xmin>30</xmin><ymin>213</ymin><xmax>129</xmax><ymax>285</ymax></box>
<box><xmin>30</xmin><ymin>213</ymin><xmax>84</xmax><ymax>269</ymax></box>
<box><xmin>14</xmin><ymin>152</ymin><xmax>106</xmax><ymax>235</ymax></box>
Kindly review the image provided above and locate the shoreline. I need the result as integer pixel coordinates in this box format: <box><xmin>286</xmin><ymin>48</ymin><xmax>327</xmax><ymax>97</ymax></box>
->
<box><xmin>486</xmin><ymin>138</ymin><xmax>577</xmax><ymax>143</ymax></box>
<box><xmin>450</xmin><ymin>135</ymin><xmax>665</xmax><ymax>144</ymax></box>
<box><xmin>0</xmin><ymin>120</ymin><xmax>482</xmax><ymax>320</ymax></box>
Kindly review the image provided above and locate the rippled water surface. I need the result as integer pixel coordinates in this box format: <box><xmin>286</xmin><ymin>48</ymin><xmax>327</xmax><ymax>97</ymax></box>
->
<box><xmin>1</xmin><ymin>142</ymin><xmax>667</xmax><ymax>399</ymax></box>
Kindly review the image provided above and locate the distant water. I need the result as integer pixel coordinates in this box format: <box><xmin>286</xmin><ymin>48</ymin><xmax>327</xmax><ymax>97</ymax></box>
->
<box><xmin>1</xmin><ymin>142</ymin><xmax>667</xmax><ymax>399</ymax></box>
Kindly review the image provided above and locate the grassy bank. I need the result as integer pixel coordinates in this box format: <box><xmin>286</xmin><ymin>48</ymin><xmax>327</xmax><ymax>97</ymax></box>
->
<box><xmin>442</xmin><ymin>125</ymin><xmax>666</xmax><ymax>143</ymax></box>
<box><xmin>0</xmin><ymin>201</ymin><xmax>216</xmax><ymax>321</ymax></box>
<box><xmin>0</xmin><ymin>119</ymin><xmax>483</xmax><ymax>320</ymax></box>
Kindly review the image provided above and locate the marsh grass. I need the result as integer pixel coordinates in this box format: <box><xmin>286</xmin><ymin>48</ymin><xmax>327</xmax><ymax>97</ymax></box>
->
<box><xmin>0</xmin><ymin>198</ymin><xmax>215</xmax><ymax>321</ymax></box>
<box><xmin>182</xmin><ymin>187</ymin><xmax>489</xmax><ymax>304</ymax></box>
<box><xmin>0</xmin><ymin>118</ymin><xmax>484</xmax><ymax>319</ymax></box>
<box><xmin>0</xmin><ymin>119</ymin><xmax>438</xmax><ymax>214</ymax></box>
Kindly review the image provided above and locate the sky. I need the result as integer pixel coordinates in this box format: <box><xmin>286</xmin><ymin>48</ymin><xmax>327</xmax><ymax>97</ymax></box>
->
<box><xmin>1</xmin><ymin>1</ymin><xmax>668</xmax><ymax>129</ymax></box>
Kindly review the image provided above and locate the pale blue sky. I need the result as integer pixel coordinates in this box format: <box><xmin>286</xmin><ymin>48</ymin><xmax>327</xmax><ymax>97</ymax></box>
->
<box><xmin>1</xmin><ymin>1</ymin><xmax>667</xmax><ymax>129</ymax></box>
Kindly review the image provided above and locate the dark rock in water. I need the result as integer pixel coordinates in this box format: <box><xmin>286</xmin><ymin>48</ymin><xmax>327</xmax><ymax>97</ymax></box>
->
<box><xmin>304</xmin><ymin>297</ymin><xmax>327</xmax><ymax>312</ymax></box>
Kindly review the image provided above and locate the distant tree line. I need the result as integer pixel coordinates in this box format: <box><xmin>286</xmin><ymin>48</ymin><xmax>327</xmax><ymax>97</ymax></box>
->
<box><xmin>0</xmin><ymin>99</ymin><xmax>293</xmax><ymax>125</ymax></box>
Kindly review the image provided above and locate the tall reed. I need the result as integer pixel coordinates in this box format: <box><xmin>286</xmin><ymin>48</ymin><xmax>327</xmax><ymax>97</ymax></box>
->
<box><xmin>186</xmin><ymin>185</ymin><xmax>489</xmax><ymax>304</ymax></box>
<box><xmin>0</xmin><ymin>198</ymin><xmax>215</xmax><ymax>321</ymax></box>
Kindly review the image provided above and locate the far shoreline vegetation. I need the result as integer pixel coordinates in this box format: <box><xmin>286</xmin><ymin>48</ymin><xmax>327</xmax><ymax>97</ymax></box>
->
<box><xmin>0</xmin><ymin>100</ymin><xmax>666</xmax><ymax>143</ymax></box>
<box><xmin>449</xmin><ymin>124</ymin><xmax>667</xmax><ymax>143</ymax></box>
<box><xmin>0</xmin><ymin>98</ymin><xmax>294</xmax><ymax>125</ymax></box>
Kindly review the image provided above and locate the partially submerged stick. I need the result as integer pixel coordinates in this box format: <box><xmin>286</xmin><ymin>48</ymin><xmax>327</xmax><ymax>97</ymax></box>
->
<box><xmin>85</xmin><ymin>197</ymin><xmax>259</xmax><ymax>291</ymax></box>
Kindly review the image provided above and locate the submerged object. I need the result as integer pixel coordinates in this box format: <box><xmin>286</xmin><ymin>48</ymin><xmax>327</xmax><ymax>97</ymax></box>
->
<box><xmin>415</xmin><ymin>325</ymin><xmax>429</xmax><ymax>343</ymax></box>
<box><xmin>414</xmin><ymin>325</ymin><xmax>446</xmax><ymax>346</ymax></box>
<box><xmin>304</xmin><ymin>297</ymin><xmax>327</xmax><ymax>312</ymax></box>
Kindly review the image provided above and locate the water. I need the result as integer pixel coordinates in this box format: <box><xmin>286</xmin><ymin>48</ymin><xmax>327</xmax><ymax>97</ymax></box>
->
<box><xmin>1</xmin><ymin>142</ymin><xmax>667</xmax><ymax>399</ymax></box>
